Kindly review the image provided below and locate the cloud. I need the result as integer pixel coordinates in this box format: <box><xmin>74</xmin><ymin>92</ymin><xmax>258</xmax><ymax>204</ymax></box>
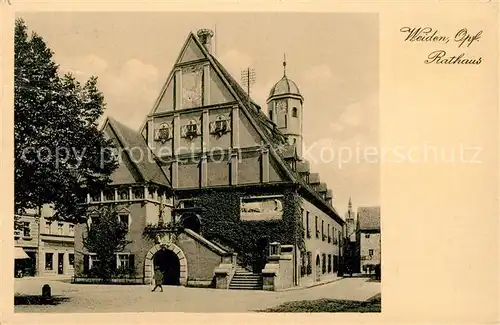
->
<box><xmin>57</xmin><ymin>53</ymin><xmax>109</xmax><ymax>77</ymax></box>
<box><xmin>219</xmin><ymin>49</ymin><xmax>254</xmax><ymax>78</ymax></box>
<box><xmin>56</xmin><ymin>54</ymin><xmax>161</xmax><ymax>129</ymax></box>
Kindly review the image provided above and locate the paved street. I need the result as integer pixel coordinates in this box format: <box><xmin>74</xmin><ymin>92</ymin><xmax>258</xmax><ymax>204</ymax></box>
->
<box><xmin>14</xmin><ymin>276</ymin><xmax>380</xmax><ymax>313</ymax></box>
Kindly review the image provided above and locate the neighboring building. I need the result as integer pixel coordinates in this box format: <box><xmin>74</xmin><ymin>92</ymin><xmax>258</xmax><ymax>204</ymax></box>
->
<box><xmin>344</xmin><ymin>197</ymin><xmax>359</xmax><ymax>273</ymax></box>
<box><xmin>73</xmin><ymin>28</ymin><xmax>345</xmax><ymax>290</ymax></box>
<box><xmin>356</xmin><ymin>206</ymin><xmax>381</xmax><ymax>274</ymax></box>
<box><xmin>14</xmin><ymin>205</ymin><xmax>75</xmax><ymax>277</ymax></box>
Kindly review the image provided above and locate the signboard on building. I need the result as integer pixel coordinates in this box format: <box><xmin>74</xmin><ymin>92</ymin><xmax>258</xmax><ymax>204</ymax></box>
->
<box><xmin>240</xmin><ymin>195</ymin><xmax>284</xmax><ymax>221</ymax></box>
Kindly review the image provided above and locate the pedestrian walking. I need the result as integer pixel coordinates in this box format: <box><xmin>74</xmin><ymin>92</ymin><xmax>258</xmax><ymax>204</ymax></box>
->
<box><xmin>151</xmin><ymin>267</ymin><xmax>164</xmax><ymax>292</ymax></box>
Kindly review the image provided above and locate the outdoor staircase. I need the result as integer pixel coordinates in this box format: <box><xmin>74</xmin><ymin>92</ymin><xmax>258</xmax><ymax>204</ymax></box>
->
<box><xmin>228</xmin><ymin>266</ymin><xmax>263</xmax><ymax>290</ymax></box>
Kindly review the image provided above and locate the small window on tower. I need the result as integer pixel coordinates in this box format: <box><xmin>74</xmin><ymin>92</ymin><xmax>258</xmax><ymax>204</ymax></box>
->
<box><xmin>269</xmin><ymin>110</ymin><xmax>273</xmax><ymax>122</ymax></box>
<box><xmin>292</xmin><ymin>107</ymin><xmax>298</xmax><ymax>117</ymax></box>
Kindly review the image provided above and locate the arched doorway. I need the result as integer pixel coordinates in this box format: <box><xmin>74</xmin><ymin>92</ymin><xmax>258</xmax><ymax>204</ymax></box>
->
<box><xmin>180</xmin><ymin>212</ymin><xmax>201</xmax><ymax>234</ymax></box>
<box><xmin>153</xmin><ymin>247</ymin><xmax>180</xmax><ymax>285</ymax></box>
<box><xmin>315</xmin><ymin>255</ymin><xmax>321</xmax><ymax>281</ymax></box>
<box><xmin>144</xmin><ymin>243</ymin><xmax>188</xmax><ymax>286</ymax></box>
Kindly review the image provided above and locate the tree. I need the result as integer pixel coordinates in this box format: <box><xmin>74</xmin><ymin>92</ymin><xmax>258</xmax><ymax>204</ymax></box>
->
<box><xmin>14</xmin><ymin>18</ymin><xmax>117</xmax><ymax>224</ymax></box>
<box><xmin>83</xmin><ymin>205</ymin><xmax>131</xmax><ymax>280</ymax></box>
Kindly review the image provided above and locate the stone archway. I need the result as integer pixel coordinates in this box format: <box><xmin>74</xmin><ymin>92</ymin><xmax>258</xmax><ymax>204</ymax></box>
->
<box><xmin>144</xmin><ymin>243</ymin><xmax>188</xmax><ymax>286</ymax></box>
<box><xmin>179</xmin><ymin>212</ymin><xmax>201</xmax><ymax>234</ymax></box>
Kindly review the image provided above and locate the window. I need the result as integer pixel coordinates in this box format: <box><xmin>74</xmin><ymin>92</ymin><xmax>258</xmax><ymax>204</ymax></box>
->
<box><xmin>117</xmin><ymin>254</ymin><xmax>130</xmax><ymax>269</ymax></box>
<box><xmin>90</xmin><ymin>255</ymin><xmax>100</xmax><ymax>269</ymax></box>
<box><xmin>119</xmin><ymin>214</ymin><xmax>130</xmax><ymax>229</ymax></box>
<box><xmin>327</xmin><ymin>224</ymin><xmax>331</xmax><ymax>243</ymax></box>
<box><xmin>69</xmin><ymin>253</ymin><xmax>75</xmax><ymax>266</ymax></box>
<box><xmin>133</xmin><ymin>188</ymin><xmax>144</xmax><ymax>199</ymax></box>
<box><xmin>119</xmin><ymin>189</ymin><xmax>129</xmax><ymax>200</ymax></box>
<box><xmin>369</xmin><ymin>249</ymin><xmax>374</xmax><ymax>256</ymax></box>
<box><xmin>328</xmin><ymin>254</ymin><xmax>332</xmax><ymax>273</ymax></box>
<box><xmin>104</xmin><ymin>189</ymin><xmax>115</xmax><ymax>201</ymax></box>
<box><xmin>45</xmin><ymin>222</ymin><xmax>51</xmax><ymax>234</ymax></box>
<box><xmin>292</xmin><ymin>107</ymin><xmax>298</xmax><ymax>117</ymax></box>
<box><xmin>315</xmin><ymin>216</ymin><xmax>319</xmax><ymax>238</ymax></box>
<box><xmin>322</xmin><ymin>254</ymin><xmax>326</xmax><ymax>274</ymax></box>
<box><xmin>91</xmin><ymin>191</ymin><xmax>100</xmax><ymax>202</ymax></box>
<box><xmin>306</xmin><ymin>212</ymin><xmax>310</xmax><ymax>237</ymax></box>
<box><xmin>45</xmin><ymin>253</ymin><xmax>53</xmax><ymax>270</ymax></box>
<box><xmin>269</xmin><ymin>110</ymin><xmax>273</xmax><ymax>121</ymax></box>
<box><xmin>69</xmin><ymin>224</ymin><xmax>75</xmax><ymax>236</ymax></box>
<box><xmin>321</xmin><ymin>220</ymin><xmax>325</xmax><ymax>241</ymax></box>
<box><xmin>365</xmin><ymin>234</ymin><xmax>370</xmax><ymax>238</ymax></box>
<box><xmin>23</xmin><ymin>222</ymin><xmax>31</xmax><ymax>237</ymax></box>
<box><xmin>57</xmin><ymin>223</ymin><xmax>63</xmax><ymax>235</ymax></box>
<box><xmin>306</xmin><ymin>252</ymin><xmax>312</xmax><ymax>275</ymax></box>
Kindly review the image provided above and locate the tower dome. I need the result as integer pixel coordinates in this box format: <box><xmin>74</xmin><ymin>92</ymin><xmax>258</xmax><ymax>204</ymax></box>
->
<box><xmin>268</xmin><ymin>76</ymin><xmax>301</xmax><ymax>98</ymax></box>
<box><xmin>267</xmin><ymin>55</ymin><xmax>303</xmax><ymax>102</ymax></box>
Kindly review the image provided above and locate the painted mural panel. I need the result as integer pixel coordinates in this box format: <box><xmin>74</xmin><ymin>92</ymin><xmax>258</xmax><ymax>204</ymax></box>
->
<box><xmin>178</xmin><ymin>37</ymin><xmax>206</xmax><ymax>64</ymax></box>
<box><xmin>240</xmin><ymin>195</ymin><xmax>284</xmax><ymax>221</ymax></box>
<box><xmin>181</xmin><ymin>65</ymin><xmax>203</xmax><ymax>109</ymax></box>
<box><xmin>209</xmin><ymin>68</ymin><xmax>235</xmax><ymax>105</ymax></box>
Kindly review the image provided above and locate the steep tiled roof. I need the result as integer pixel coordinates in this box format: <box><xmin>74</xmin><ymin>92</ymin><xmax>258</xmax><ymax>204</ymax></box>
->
<box><xmin>309</xmin><ymin>173</ymin><xmax>320</xmax><ymax>184</ymax></box>
<box><xmin>208</xmin><ymin>47</ymin><xmax>342</xmax><ymax>224</ymax></box>
<box><xmin>210</xmin><ymin>55</ymin><xmax>288</xmax><ymax>145</ymax></box>
<box><xmin>296</xmin><ymin>160</ymin><xmax>310</xmax><ymax>174</ymax></box>
<box><xmin>358</xmin><ymin>206</ymin><xmax>380</xmax><ymax>231</ymax></box>
<box><xmin>106</xmin><ymin>117</ymin><xmax>170</xmax><ymax>187</ymax></box>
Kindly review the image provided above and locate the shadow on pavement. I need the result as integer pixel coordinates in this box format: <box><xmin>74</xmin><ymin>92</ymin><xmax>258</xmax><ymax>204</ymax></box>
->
<box><xmin>14</xmin><ymin>295</ymin><xmax>70</xmax><ymax>306</ymax></box>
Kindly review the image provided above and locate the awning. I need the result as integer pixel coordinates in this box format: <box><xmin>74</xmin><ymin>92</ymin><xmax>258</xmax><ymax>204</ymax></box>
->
<box><xmin>14</xmin><ymin>247</ymin><xmax>30</xmax><ymax>259</ymax></box>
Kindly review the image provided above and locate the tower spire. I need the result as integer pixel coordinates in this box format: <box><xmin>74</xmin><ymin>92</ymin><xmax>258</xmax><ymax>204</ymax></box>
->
<box><xmin>283</xmin><ymin>53</ymin><xmax>287</xmax><ymax>77</ymax></box>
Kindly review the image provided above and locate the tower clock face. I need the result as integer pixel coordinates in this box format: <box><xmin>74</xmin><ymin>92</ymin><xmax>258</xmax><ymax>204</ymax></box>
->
<box><xmin>276</xmin><ymin>100</ymin><xmax>287</xmax><ymax>112</ymax></box>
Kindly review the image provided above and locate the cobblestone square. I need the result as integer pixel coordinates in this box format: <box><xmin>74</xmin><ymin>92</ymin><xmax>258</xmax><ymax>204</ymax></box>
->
<box><xmin>14</xmin><ymin>277</ymin><xmax>381</xmax><ymax>313</ymax></box>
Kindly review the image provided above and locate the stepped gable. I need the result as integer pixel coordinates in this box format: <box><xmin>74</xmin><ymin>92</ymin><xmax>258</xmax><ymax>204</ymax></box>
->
<box><xmin>104</xmin><ymin>117</ymin><xmax>171</xmax><ymax>187</ymax></box>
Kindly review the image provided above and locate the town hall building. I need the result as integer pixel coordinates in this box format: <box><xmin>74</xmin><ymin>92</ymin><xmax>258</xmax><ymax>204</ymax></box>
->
<box><xmin>73</xmin><ymin>29</ymin><xmax>345</xmax><ymax>290</ymax></box>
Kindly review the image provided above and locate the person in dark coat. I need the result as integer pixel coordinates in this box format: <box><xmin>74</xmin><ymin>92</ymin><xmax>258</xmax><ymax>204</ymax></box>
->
<box><xmin>152</xmin><ymin>267</ymin><xmax>164</xmax><ymax>292</ymax></box>
<box><xmin>374</xmin><ymin>263</ymin><xmax>381</xmax><ymax>280</ymax></box>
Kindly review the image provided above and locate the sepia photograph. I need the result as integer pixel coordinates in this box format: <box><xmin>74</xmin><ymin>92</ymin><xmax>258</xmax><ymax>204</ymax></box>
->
<box><xmin>13</xmin><ymin>12</ymin><xmax>381</xmax><ymax>313</ymax></box>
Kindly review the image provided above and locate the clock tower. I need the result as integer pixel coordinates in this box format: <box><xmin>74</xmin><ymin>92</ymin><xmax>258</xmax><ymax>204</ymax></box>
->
<box><xmin>267</xmin><ymin>55</ymin><xmax>304</xmax><ymax>158</ymax></box>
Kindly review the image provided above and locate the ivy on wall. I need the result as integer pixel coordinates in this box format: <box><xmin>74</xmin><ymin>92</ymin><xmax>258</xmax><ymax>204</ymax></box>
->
<box><xmin>192</xmin><ymin>187</ymin><xmax>305</xmax><ymax>268</ymax></box>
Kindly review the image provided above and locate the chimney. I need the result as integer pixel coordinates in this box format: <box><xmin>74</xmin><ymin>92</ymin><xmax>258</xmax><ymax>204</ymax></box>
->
<box><xmin>197</xmin><ymin>29</ymin><xmax>214</xmax><ymax>54</ymax></box>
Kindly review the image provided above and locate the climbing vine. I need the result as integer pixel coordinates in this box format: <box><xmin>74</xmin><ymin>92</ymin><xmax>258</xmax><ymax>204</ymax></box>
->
<box><xmin>192</xmin><ymin>187</ymin><xmax>305</xmax><ymax>268</ymax></box>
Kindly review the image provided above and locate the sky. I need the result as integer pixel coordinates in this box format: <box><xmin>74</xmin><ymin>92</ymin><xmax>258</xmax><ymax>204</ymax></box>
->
<box><xmin>18</xmin><ymin>12</ymin><xmax>380</xmax><ymax>216</ymax></box>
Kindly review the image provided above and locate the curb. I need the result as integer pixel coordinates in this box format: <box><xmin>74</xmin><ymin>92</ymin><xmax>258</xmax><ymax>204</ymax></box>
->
<box><xmin>279</xmin><ymin>277</ymin><xmax>344</xmax><ymax>292</ymax></box>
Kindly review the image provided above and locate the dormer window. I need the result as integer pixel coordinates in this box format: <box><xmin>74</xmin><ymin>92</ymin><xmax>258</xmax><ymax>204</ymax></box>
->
<box><xmin>292</xmin><ymin>107</ymin><xmax>298</xmax><ymax>118</ymax></box>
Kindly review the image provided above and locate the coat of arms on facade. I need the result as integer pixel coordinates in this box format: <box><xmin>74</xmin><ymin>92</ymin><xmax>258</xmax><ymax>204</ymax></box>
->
<box><xmin>154</xmin><ymin>123</ymin><xmax>173</xmax><ymax>143</ymax></box>
<box><xmin>181</xmin><ymin>119</ymin><xmax>201</xmax><ymax>140</ymax></box>
<box><xmin>209</xmin><ymin>114</ymin><xmax>231</xmax><ymax>137</ymax></box>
